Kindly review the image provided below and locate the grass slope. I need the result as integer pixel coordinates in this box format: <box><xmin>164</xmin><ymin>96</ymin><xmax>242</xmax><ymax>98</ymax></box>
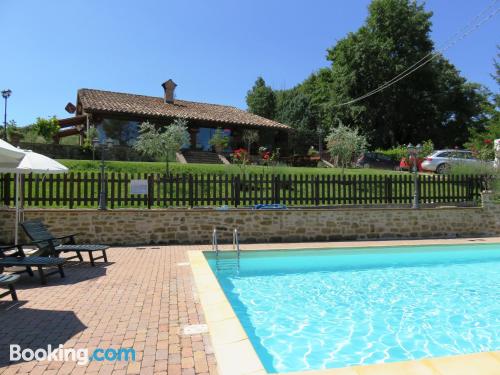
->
<box><xmin>58</xmin><ymin>159</ymin><xmax>402</xmax><ymax>176</ymax></box>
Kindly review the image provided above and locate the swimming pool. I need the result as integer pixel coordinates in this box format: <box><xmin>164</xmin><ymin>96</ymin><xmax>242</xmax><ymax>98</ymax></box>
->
<box><xmin>205</xmin><ymin>244</ymin><xmax>500</xmax><ymax>373</ymax></box>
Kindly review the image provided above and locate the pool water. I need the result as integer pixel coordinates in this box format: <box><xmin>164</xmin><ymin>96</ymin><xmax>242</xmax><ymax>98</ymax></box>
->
<box><xmin>206</xmin><ymin>244</ymin><xmax>500</xmax><ymax>373</ymax></box>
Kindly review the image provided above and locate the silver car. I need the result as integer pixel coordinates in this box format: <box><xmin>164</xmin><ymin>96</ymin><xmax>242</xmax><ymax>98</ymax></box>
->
<box><xmin>421</xmin><ymin>150</ymin><xmax>486</xmax><ymax>174</ymax></box>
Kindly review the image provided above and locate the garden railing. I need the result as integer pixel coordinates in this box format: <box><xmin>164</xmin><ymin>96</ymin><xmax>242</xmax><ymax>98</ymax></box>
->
<box><xmin>0</xmin><ymin>173</ymin><xmax>487</xmax><ymax>209</ymax></box>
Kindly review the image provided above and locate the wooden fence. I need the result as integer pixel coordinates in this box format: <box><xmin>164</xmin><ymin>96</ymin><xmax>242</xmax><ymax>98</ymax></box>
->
<box><xmin>0</xmin><ymin>173</ymin><xmax>487</xmax><ymax>209</ymax></box>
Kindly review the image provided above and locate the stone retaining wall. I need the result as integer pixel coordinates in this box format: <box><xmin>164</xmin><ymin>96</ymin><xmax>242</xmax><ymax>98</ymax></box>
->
<box><xmin>18</xmin><ymin>142</ymin><xmax>156</xmax><ymax>162</ymax></box>
<box><xmin>1</xmin><ymin>193</ymin><xmax>498</xmax><ymax>245</ymax></box>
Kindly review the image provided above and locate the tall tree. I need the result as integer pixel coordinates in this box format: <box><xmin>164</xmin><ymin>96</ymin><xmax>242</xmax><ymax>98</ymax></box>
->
<box><xmin>299</xmin><ymin>68</ymin><xmax>336</xmax><ymax>134</ymax></box>
<box><xmin>246</xmin><ymin>77</ymin><xmax>276</xmax><ymax>119</ymax></box>
<box><xmin>465</xmin><ymin>48</ymin><xmax>500</xmax><ymax>159</ymax></box>
<box><xmin>325</xmin><ymin>0</ymin><xmax>487</xmax><ymax>148</ymax></box>
<box><xmin>274</xmin><ymin>89</ymin><xmax>318</xmax><ymax>154</ymax></box>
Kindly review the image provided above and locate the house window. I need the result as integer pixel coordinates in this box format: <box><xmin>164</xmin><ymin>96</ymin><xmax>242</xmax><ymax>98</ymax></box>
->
<box><xmin>196</xmin><ymin>128</ymin><xmax>231</xmax><ymax>151</ymax></box>
<box><xmin>96</xmin><ymin>119</ymin><xmax>140</xmax><ymax>146</ymax></box>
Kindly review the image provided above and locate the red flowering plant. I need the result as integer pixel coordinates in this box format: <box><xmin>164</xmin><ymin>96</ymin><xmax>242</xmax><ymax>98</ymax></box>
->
<box><xmin>259</xmin><ymin>146</ymin><xmax>271</xmax><ymax>162</ymax></box>
<box><xmin>232</xmin><ymin>147</ymin><xmax>248</xmax><ymax>161</ymax></box>
<box><xmin>231</xmin><ymin>148</ymin><xmax>249</xmax><ymax>171</ymax></box>
<box><xmin>258</xmin><ymin>146</ymin><xmax>281</xmax><ymax>175</ymax></box>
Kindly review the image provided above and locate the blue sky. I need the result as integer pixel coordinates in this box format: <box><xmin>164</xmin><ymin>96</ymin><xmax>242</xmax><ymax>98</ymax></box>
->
<box><xmin>1</xmin><ymin>0</ymin><xmax>498</xmax><ymax>126</ymax></box>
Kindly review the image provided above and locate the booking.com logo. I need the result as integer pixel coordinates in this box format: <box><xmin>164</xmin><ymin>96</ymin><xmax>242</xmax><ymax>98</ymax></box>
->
<box><xmin>10</xmin><ymin>344</ymin><xmax>136</xmax><ymax>366</ymax></box>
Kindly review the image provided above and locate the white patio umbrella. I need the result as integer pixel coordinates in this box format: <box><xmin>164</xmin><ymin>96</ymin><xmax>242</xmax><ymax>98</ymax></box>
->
<box><xmin>14</xmin><ymin>150</ymin><xmax>69</xmax><ymax>174</ymax></box>
<box><xmin>0</xmin><ymin>143</ymin><xmax>68</xmax><ymax>244</ymax></box>
<box><xmin>0</xmin><ymin>139</ymin><xmax>25</xmax><ymax>169</ymax></box>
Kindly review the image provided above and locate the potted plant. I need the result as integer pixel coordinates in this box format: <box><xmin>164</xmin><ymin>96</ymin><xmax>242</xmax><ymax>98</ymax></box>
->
<box><xmin>307</xmin><ymin>146</ymin><xmax>320</xmax><ymax>161</ymax></box>
<box><xmin>208</xmin><ymin>128</ymin><xmax>229</xmax><ymax>153</ymax></box>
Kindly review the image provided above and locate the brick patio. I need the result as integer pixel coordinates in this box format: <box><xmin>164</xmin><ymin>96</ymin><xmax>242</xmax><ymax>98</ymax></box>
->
<box><xmin>0</xmin><ymin>245</ymin><xmax>217</xmax><ymax>375</ymax></box>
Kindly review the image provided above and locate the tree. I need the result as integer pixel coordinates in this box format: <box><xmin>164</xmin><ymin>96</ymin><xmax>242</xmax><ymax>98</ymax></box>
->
<box><xmin>241</xmin><ymin>129</ymin><xmax>259</xmax><ymax>154</ymax></box>
<box><xmin>249</xmin><ymin>0</ymin><xmax>489</xmax><ymax>152</ymax></box>
<box><xmin>275</xmin><ymin>89</ymin><xmax>318</xmax><ymax>154</ymax></box>
<box><xmin>5</xmin><ymin>120</ymin><xmax>24</xmax><ymax>145</ymax></box>
<box><xmin>465</xmin><ymin>48</ymin><xmax>500</xmax><ymax>160</ymax></box>
<box><xmin>326</xmin><ymin>124</ymin><xmax>368</xmax><ymax>171</ymax></box>
<box><xmin>246</xmin><ymin>77</ymin><xmax>276</xmax><ymax>119</ymax></box>
<box><xmin>299</xmin><ymin>68</ymin><xmax>336</xmax><ymax>133</ymax></box>
<box><xmin>134</xmin><ymin>119</ymin><xmax>189</xmax><ymax>174</ymax></box>
<box><xmin>32</xmin><ymin>116</ymin><xmax>60</xmax><ymax>143</ymax></box>
<box><xmin>325</xmin><ymin>0</ymin><xmax>488</xmax><ymax>148</ymax></box>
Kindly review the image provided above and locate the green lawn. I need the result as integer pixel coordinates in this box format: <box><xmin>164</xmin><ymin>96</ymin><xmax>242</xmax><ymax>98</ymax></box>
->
<box><xmin>58</xmin><ymin>159</ymin><xmax>403</xmax><ymax>176</ymax></box>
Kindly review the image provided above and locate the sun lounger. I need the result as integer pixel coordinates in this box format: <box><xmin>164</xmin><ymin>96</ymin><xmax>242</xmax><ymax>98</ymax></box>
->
<box><xmin>21</xmin><ymin>220</ymin><xmax>109</xmax><ymax>266</ymax></box>
<box><xmin>0</xmin><ymin>273</ymin><xmax>20</xmax><ymax>300</ymax></box>
<box><xmin>0</xmin><ymin>244</ymin><xmax>65</xmax><ymax>285</ymax></box>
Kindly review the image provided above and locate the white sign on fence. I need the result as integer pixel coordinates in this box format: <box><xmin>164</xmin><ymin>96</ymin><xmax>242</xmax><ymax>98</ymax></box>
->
<box><xmin>130</xmin><ymin>179</ymin><xmax>148</xmax><ymax>195</ymax></box>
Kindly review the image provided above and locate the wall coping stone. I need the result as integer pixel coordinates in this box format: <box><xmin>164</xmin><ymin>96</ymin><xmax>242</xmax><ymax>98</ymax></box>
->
<box><xmin>0</xmin><ymin>206</ymin><xmax>485</xmax><ymax>214</ymax></box>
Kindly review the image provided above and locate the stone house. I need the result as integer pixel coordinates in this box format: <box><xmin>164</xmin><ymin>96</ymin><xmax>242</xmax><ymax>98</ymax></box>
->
<box><xmin>56</xmin><ymin>80</ymin><xmax>290</xmax><ymax>162</ymax></box>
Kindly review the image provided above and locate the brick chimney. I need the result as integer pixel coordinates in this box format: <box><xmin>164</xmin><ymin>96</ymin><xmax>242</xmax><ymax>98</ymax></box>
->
<box><xmin>161</xmin><ymin>79</ymin><xmax>177</xmax><ymax>103</ymax></box>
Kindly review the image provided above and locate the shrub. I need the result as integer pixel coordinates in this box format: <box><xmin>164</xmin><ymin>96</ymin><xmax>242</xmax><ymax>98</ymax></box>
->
<box><xmin>420</xmin><ymin>139</ymin><xmax>435</xmax><ymax>158</ymax></box>
<box><xmin>466</xmin><ymin>138</ymin><xmax>496</xmax><ymax>161</ymax></box>
<box><xmin>258</xmin><ymin>146</ymin><xmax>280</xmax><ymax>168</ymax></box>
<box><xmin>449</xmin><ymin>161</ymin><xmax>499</xmax><ymax>198</ymax></box>
<box><xmin>134</xmin><ymin>119</ymin><xmax>189</xmax><ymax>174</ymax></box>
<box><xmin>307</xmin><ymin>146</ymin><xmax>319</xmax><ymax>157</ymax></box>
<box><xmin>376</xmin><ymin>139</ymin><xmax>434</xmax><ymax>162</ymax></box>
<box><xmin>6</xmin><ymin>121</ymin><xmax>24</xmax><ymax>144</ymax></box>
<box><xmin>465</xmin><ymin>121</ymin><xmax>499</xmax><ymax>161</ymax></box>
<box><xmin>22</xmin><ymin>126</ymin><xmax>46</xmax><ymax>143</ymax></box>
<box><xmin>32</xmin><ymin>116</ymin><xmax>60</xmax><ymax>143</ymax></box>
<box><xmin>376</xmin><ymin>145</ymin><xmax>407</xmax><ymax>162</ymax></box>
<box><xmin>231</xmin><ymin>148</ymin><xmax>249</xmax><ymax>163</ymax></box>
<box><xmin>326</xmin><ymin>124</ymin><xmax>368</xmax><ymax>170</ymax></box>
<box><xmin>448</xmin><ymin>161</ymin><xmax>496</xmax><ymax>176</ymax></box>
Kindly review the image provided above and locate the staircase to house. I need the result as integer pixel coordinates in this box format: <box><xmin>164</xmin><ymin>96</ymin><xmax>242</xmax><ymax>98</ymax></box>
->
<box><xmin>181</xmin><ymin>150</ymin><xmax>224</xmax><ymax>164</ymax></box>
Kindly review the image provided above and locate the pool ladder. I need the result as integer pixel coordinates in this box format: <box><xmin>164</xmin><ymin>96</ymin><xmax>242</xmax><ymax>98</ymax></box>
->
<box><xmin>213</xmin><ymin>227</ymin><xmax>240</xmax><ymax>271</ymax></box>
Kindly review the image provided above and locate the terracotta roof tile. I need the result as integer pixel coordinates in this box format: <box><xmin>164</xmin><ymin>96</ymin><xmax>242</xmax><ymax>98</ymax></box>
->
<box><xmin>78</xmin><ymin>89</ymin><xmax>290</xmax><ymax>130</ymax></box>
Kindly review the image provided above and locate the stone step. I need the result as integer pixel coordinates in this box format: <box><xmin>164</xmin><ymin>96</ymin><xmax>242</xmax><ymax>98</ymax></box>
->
<box><xmin>181</xmin><ymin>150</ymin><xmax>223</xmax><ymax>164</ymax></box>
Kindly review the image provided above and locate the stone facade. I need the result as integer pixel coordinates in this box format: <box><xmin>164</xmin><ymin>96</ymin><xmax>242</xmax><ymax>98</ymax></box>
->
<box><xmin>1</xmin><ymin>193</ymin><xmax>499</xmax><ymax>245</ymax></box>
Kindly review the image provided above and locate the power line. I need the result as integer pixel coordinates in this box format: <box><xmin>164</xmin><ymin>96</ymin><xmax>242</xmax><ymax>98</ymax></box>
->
<box><xmin>335</xmin><ymin>1</ymin><xmax>500</xmax><ymax>107</ymax></box>
<box><xmin>333</xmin><ymin>0</ymin><xmax>500</xmax><ymax>108</ymax></box>
<box><xmin>369</xmin><ymin>0</ymin><xmax>500</xmax><ymax>97</ymax></box>
<box><xmin>334</xmin><ymin>1</ymin><xmax>500</xmax><ymax>107</ymax></box>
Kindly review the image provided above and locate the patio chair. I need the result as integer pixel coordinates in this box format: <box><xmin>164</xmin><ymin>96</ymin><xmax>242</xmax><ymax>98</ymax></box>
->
<box><xmin>0</xmin><ymin>273</ymin><xmax>20</xmax><ymax>300</ymax></box>
<box><xmin>21</xmin><ymin>220</ymin><xmax>109</xmax><ymax>267</ymax></box>
<box><xmin>0</xmin><ymin>244</ymin><xmax>65</xmax><ymax>285</ymax></box>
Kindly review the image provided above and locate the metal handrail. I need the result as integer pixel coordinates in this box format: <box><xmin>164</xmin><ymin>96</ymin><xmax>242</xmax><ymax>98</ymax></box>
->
<box><xmin>213</xmin><ymin>227</ymin><xmax>240</xmax><ymax>259</ymax></box>
<box><xmin>212</xmin><ymin>227</ymin><xmax>219</xmax><ymax>256</ymax></box>
<box><xmin>233</xmin><ymin>228</ymin><xmax>240</xmax><ymax>258</ymax></box>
